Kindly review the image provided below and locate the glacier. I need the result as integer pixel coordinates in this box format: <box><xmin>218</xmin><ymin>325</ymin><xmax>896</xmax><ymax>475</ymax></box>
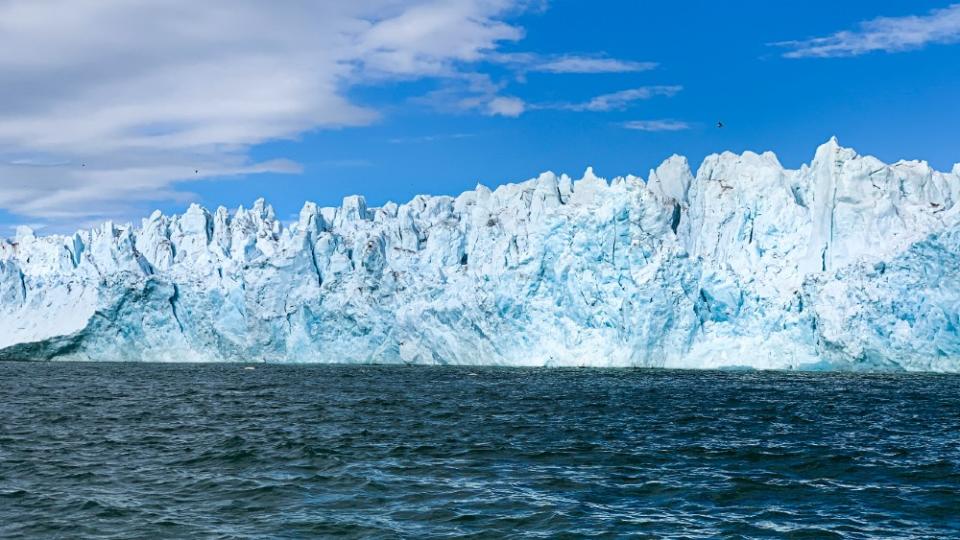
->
<box><xmin>1</xmin><ymin>138</ymin><xmax>959</xmax><ymax>370</ymax></box>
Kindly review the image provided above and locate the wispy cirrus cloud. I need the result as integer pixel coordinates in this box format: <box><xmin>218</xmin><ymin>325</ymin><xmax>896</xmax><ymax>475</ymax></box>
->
<box><xmin>774</xmin><ymin>3</ymin><xmax>960</xmax><ymax>58</ymax></box>
<box><xmin>422</xmin><ymin>84</ymin><xmax>682</xmax><ymax>117</ymax></box>
<box><xmin>546</xmin><ymin>85</ymin><xmax>683</xmax><ymax>112</ymax></box>
<box><xmin>413</xmin><ymin>54</ymin><xmax>664</xmax><ymax>118</ymax></box>
<box><xmin>490</xmin><ymin>52</ymin><xmax>656</xmax><ymax>73</ymax></box>
<box><xmin>411</xmin><ymin>72</ymin><xmax>528</xmax><ymax>117</ymax></box>
<box><xmin>622</xmin><ymin>120</ymin><xmax>691</xmax><ymax>132</ymax></box>
<box><xmin>535</xmin><ymin>56</ymin><xmax>656</xmax><ymax>73</ymax></box>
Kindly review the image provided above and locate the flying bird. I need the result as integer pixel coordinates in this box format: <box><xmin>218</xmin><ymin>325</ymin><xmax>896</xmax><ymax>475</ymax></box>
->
<box><xmin>717</xmin><ymin>121</ymin><xmax>724</xmax><ymax>129</ymax></box>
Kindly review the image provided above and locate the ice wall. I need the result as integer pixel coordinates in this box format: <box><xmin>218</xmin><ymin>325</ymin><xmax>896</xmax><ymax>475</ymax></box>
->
<box><xmin>1</xmin><ymin>139</ymin><xmax>958</xmax><ymax>370</ymax></box>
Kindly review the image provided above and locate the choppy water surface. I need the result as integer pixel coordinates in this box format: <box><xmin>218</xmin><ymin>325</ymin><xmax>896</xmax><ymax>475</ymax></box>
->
<box><xmin>1</xmin><ymin>363</ymin><xmax>959</xmax><ymax>538</ymax></box>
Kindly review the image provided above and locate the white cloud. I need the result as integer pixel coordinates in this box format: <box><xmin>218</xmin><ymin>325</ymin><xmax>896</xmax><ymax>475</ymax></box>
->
<box><xmin>418</xmin><ymin>82</ymin><xmax>681</xmax><ymax>117</ymax></box>
<box><xmin>0</xmin><ymin>0</ymin><xmax>526</xmax><ymax>226</ymax></box>
<box><xmin>535</xmin><ymin>56</ymin><xmax>656</xmax><ymax>73</ymax></box>
<box><xmin>486</xmin><ymin>96</ymin><xmax>526</xmax><ymax>116</ymax></box>
<box><xmin>411</xmin><ymin>71</ymin><xmax>511</xmax><ymax>115</ymax></box>
<box><xmin>622</xmin><ymin>120</ymin><xmax>691</xmax><ymax>132</ymax></box>
<box><xmin>0</xmin><ymin>1</ymin><xmax>681</xmax><ymax>229</ymax></box>
<box><xmin>775</xmin><ymin>4</ymin><xmax>960</xmax><ymax>58</ymax></box>
<box><xmin>548</xmin><ymin>86</ymin><xmax>682</xmax><ymax>112</ymax></box>
<box><xmin>490</xmin><ymin>52</ymin><xmax>656</xmax><ymax>73</ymax></box>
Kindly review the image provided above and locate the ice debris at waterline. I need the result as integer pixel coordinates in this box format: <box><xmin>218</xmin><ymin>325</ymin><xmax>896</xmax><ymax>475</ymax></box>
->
<box><xmin>1</xmin><ymin>138</ymin><xmax>959</xmax><ymax>370</ymax></box>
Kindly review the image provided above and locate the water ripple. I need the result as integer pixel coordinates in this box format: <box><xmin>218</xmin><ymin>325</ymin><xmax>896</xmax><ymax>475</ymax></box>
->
<box><xmin>1</xmin><ymin>364</ymin><xmax>959</xmax><ymax>538</ymax></box>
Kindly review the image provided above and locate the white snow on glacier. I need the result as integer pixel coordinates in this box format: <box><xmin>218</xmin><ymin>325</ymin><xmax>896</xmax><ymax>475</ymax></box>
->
<box><xmin>1</xmin><ymin>138</ymin><xmax>958</xmax><ymax>370</ymax></box>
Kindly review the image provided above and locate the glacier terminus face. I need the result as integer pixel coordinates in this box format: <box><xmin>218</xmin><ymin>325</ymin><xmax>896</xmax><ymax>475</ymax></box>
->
<box><xmin>1</xmin><ymin>139</ymin><xmax>959</xmax><ymax>370</ymax></box>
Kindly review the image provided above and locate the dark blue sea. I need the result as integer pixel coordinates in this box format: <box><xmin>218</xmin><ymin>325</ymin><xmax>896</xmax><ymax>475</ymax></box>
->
<box><xmin>1</xmin><ymin>363</ymin><xmax>959</xmax><ymax>539</ymax></box>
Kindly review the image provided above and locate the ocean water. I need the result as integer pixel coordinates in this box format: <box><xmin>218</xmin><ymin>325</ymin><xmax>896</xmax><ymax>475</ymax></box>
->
<box><xmin>1</xmin><ymin>363</ymin><xmax>959</xmax><ymax>539</ymax></box>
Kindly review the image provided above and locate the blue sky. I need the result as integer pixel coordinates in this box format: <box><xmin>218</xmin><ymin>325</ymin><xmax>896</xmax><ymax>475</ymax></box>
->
<box><xmin>1</xmin><ymin>1</ymin><xmax>959</xmax><ymax>231</ymax></box>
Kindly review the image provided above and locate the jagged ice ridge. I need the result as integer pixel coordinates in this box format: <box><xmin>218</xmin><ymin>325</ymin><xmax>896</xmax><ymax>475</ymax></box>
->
<box><xmin>2</xmin><ymin>138</ymin><xmax>959</xmax><ymax>370</ymax></box>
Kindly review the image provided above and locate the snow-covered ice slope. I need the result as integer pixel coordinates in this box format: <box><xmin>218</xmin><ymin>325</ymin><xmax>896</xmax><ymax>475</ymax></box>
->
<box><xmin>2</xmin><ymin>139</ymin><xmax>958</xmax><ymax>370</ymax></box>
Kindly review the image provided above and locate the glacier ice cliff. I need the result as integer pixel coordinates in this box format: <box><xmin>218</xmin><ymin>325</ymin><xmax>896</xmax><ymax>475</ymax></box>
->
<box><xmin>1</xmin><ymin>138</ymin><xmax>959</xmax><ymax>370</ymax></box>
